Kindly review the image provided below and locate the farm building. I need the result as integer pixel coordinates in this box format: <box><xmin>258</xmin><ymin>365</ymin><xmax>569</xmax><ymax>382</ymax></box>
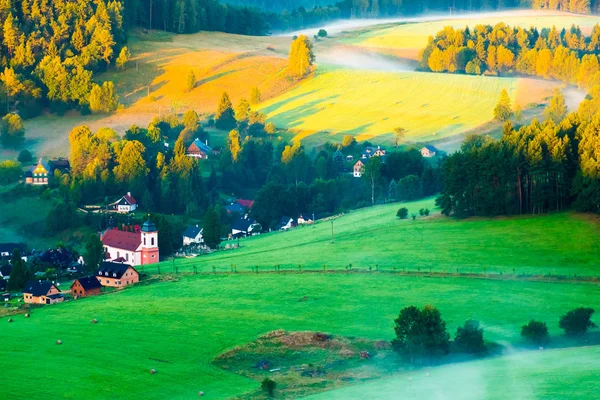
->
<box><xmin>361</xmin><ymin>146</ymin><xmax>386</xmax><ymax>159</ymax></box>
<box><xmin>71</xmin><ymin>276</ymin><xmax>102</xmax><ymax>298</ymax></box>
<box><xmin>96</xmin><ymin>262</ymin><xmax>140</xmax><ymax>288</ymax></box>
<box><xmin>231</xmin><ymin>217</ymin><xmax>260</xmax><ymax>238</ymax></box>
<box><xmin>109</xmin><ymin>193</ymin><xmax>138</xmax><ymax>213</ymax></box>
<box><xmin>23</xmin><ymin>280</ymin><xmax>63</xmax><ymax>305</ymax></box>
<box><xmin>183</xmin><ymin>225</ymin><xmax>203</xmax><ymax>246</ymax></box>
<box><xmin>187</xmin><ymin>139</ymin><xmax>213</xmax><ymax>159</ymax></box>
<box><xmin>25</xmin><ymin>158</ymin><xmax>50</xmax><ymax>185</ymax></box>
<box><xmin>421</xmin><ymin>145</ymin><xmax>439</xmax><ymax>158</ymax></box>
<box><xmin>353</xmin><ymin>159</ymin><xmax>366</xmax><ymax>178</ymax></box>
<box><xmin>278</xmin><ymin>217</ymin><xmax>295</xmax><ymax>231</ymax></box>
<box><xmin>298</xmin><ymin>214</ymin><xmax>314</xmax><ymax>225</ymax></box>
<box><xmin>101</xmin><ymin>220</ymin><xmax>159</xmax><ymax>266</ymax></box>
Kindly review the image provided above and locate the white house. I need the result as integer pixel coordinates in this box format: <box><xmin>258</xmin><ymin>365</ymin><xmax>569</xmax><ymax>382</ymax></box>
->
<box><xmin>110</xmin><ymin>193</ymin><xmax>138</xmax><ymax>213</ymax></box>
<box><xmin>278</xmin><ymin>217</ymin><xmax>295</xmax><ymax>231</ymax></box>
<box><xmin>101</xmin><ymin>220</ymin><xmax>159</xmax><ymax>266</ymax></box>
<box><xmin>231</xmin><ymin>216</ymin><xmax>260</xmax><ymax>238</ymax></box>
<box><xmin>421</xmin><ymin>145</ymin><xmax>439</xmax><ymax>158</ymax></box>
<box><xmin>297</xmin><ymin>214</ymin><xmax>314</xmax><ymax>225</ymax></box>
<box><xmin>182</xmin><ymin>225</ymin><xmax>203</xmax><ymax>246</ymax></box>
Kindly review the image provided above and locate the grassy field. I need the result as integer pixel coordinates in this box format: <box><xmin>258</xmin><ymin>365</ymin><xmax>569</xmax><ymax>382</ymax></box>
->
<box><xmin>2</xmin><ymin>272</ymin><xmax>600</xmax><ymax>399</ymax></box>
<box><xmin>343</xmin><ymin>11</ymin><xmax>600</xmax><ymax>59</ymax></box>
<box><xmin>164</xmin><ymin>198</ymin><xmax>600</xmax><ymax>277</ymax></box>
<box><xmin>258</xmin><ymin>65</ymin><xmax>558</xmax><ymax>147</ymax></box>
<box><xmin>305</xmin><ymin>344</ymin><xmax>600</xmax><ymax>400</ymax></box>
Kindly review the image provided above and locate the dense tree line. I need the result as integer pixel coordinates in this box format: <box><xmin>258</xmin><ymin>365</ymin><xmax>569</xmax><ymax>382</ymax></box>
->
<box><xmin>0</xmin><ymin>0</ymin><xmax>125</xmax><ymax>119</ymax></box>
<box><xmin>421</xmin><ymin>23</ymin><xmax>600</xmax><ymax>88</ymax></box>
<box><xmin>436</xmin><ymin>88</ymin><xmax>600</xmax><ymax>217</ymax></box>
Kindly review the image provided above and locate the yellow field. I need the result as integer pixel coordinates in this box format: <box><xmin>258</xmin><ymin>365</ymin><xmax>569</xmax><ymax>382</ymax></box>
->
<box><xmin>259</xmin><ymin>65</ymin><xmax>559</xmax><ymax>146</ymax></box>
<box><xmin>345</xmin><ymin>11</ymin><xmax>600</xmax><ymax>59</ymax></box>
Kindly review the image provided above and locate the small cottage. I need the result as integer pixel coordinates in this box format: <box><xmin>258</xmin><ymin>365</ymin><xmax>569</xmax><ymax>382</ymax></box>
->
<box><xmin>71</xmin><ymin>276</ymin><xmax>102</xmax><ymax>298</ymax></box>
<box><xmin>96</xmin><ymin>262</ymin><xmax>140</xmax><ymax>288</ymax></box>
<box><xmin>278</xmin><ymin>217</ymin><xmax>295</xmax><ymax>231</ymax></box>
<box><xmin>183</xmin><ymin>225</ymin><xmax>203</xmax><ymax>246</ymax></box>
<box><xmin>23</xmin><ymin>280</ymin><xmax>63</xmax><ymax>305</ymax></box>
<box><xmin>353</xmin><ymin>159</ymin><xmax>366</xmax><ymax>178</ymax></box>
<box><xmin>421</xmin><ymin>145</ymin><xmax>439</xmax><ymax>158</ymax></box>
<box><xmin>110</xmin><ymin>192</ymin><xmax>138</xmax><ymax>213</ymax></box>
<box><xmin>25</xmin><ymin>158</ymin><xmax>50</xmax><ymax>185</ymax></box>
<box><xmin>187</xmin><ymin>139</ymin><xmax>213</xmax><ymax>159</ymax></box>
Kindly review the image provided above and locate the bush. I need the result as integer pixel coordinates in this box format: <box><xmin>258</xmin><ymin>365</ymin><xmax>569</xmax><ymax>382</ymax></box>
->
<box><xmin>261</xmin><ymin>378</ymin><xmax>276</xmax><ymax>397</ymax></box>
<box><xmin>18</xmin><ymin>149</ymin><xmax>32</xmax><ymax>163</ymax></box>
<box><xmin>454</xmin><ymin>320</ymin><xmax>486</xmax><ymax>354</ymax></box>
<box><xmin>424</xmin><ymin>208</ymin><xmax>430</xmax><ymax>216</ymax></box>
<box><xmin>559</xmin><ymin>307</ymin><xmax>597</xmax><ymax>336</ymax></box>
<box><xmin>392</xmin><ymin>305</ymin><xmax>450</xmax><ymax>362</ymax></box>
<box><xmin>0</xmin><ymin>160</ymin><xmax>21</xmax><ymax>184</ymax></box>
<box><xmin>1</xmin><ymin>113</ymin><xmax>25</xmax><ymax>146</ymax></box>
<box><xmin>318</xmin><ymin>29</ymin><xmax>328</xmax><ymax>38</ymax></box>
<box><xmin>396</xmin><ymin>207</ymin><xmax>408</xmax><ymax>219</ymax></box>
<box><xmin>521</xmin><ymin>320</ymin><xmax>549</xmax><ymax>345</ymax></box>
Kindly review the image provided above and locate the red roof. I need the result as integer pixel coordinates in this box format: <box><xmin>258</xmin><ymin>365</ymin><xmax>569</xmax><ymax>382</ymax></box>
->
<box><xmin>124</xmin><ymin>195</ymin><xmax>137</xmax><ymax>205</ymax></box>
<box><xmin>237</xmin><ymin>199</ymin><xmax>254</xmax><ymax>209</ymax></box>
<box><xmin>101</xmin><ymin>229</ymin><xmax>141</xmax><ymax>252</ymax></box>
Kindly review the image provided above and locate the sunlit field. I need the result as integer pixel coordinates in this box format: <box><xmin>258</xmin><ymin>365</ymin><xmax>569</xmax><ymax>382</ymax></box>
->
<box><xmin>259</xmin><ymin>65</ymin><xmax>558</xmax><ymax>146</ymax></box>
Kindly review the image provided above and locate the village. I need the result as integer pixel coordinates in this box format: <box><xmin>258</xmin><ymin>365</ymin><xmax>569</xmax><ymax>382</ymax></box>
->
<box><xmin>1</xmin><ymin>140</ymin><xmax>444</xmax><ymax>311</ymax></box>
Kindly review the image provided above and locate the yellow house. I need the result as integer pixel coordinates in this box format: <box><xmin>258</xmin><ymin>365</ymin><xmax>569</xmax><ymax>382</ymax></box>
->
<box><xmin>23</xmin><ymin>280</ymin><xmax>64</xmax><ymax>304</ymax></box>
<box><xmin>25</xmin><ymin>158</ymin><xmax>50</xmax><ymax>185</ymax></box>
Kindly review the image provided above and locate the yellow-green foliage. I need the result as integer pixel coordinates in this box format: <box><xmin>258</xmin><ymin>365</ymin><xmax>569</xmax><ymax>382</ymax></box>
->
<box><xmin>259</xmin><ymin>65</ymin><xmax>557</xmax><ymax>145</ymax></box>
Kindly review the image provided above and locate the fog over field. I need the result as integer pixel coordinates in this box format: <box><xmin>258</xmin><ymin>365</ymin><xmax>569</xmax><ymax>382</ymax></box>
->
<box><xmin>316</xmin><ymin>46</ymin><xmax>416</xmax><ymax>71</ymax></box>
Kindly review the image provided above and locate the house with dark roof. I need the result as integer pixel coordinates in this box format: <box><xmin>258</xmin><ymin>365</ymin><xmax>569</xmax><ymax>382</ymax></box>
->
<box><xmin>421</xmin><ymin>145</ymin><xmax>439</xmax><ymax>158</ymax></box>
<box><xmin>225</xmin><ymin>202</ymin><xmax>246</xmax><ymax>215</ymax></box>
<box><xmin>71</xmin><ymin>276</ymin><xmax>102</xmax><ymax>298</ymax></box>
<box><xmin>48</xmin><ymin>158</ymin><xmax>71</xmax><ymax>174</ymax></box>
<box><xmin>183</xmin><ymin>225</ymin><xmax>203</xmax><ymax>246</ymax></box>
<box><xmin>187</xmin><ymin>139</ymin><xmax>213</xmax><ymax>159</ymax></box>
<box><xmin>25</xmin><ymin>158</ymin><xmax>50</xmax><ymax>185</ymax></box>
<box><xmin>101</xmin><ymin>220</ymin><xmax>159</xmax><ymax>266</ymax></box>
<box><xmin>231</xmin><ymin>217</ymin><xmax>260</xmax><ymax>238</ymax></box>
<box><xmin>23</xmin><ymin>280</ymin><xmax>63</xmax><ymax>305</ymax></box>
<box><xmin>97</xmin><ymin>262</ymin><xmax>139</xmax><ymax>288</ymax></box>
<box><xmin>361</xmin><ymin>146</ymin><xmax>386</xmax><ymax>160</ymax></box>
<box><xmin>0</xmin><ymin>243</ymin><xmax>27</xmax><ymax>260</ymax></box>
<box><xmin>236</xmin><ymin>199</ymin><xmax>254</xmax><ymax>209</ymax></box>
<box><xmin>110</xmin><ymin>192</ymin><xmax>138</xmax><ymax>213</ymax></box>
<box><xmin>278</xmin><ymin>216</ymin><xmax>295</xmax><ymax>231</ymax></box>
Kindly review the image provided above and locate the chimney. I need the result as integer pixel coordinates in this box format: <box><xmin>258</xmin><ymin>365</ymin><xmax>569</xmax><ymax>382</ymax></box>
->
<box><xmin>127</xmin><ymin>192</ymin><xmax>131</xmax><ymax>197</ymax></box>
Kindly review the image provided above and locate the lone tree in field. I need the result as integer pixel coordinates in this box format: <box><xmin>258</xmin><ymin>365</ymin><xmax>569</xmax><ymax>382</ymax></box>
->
<box><xmin>288</xmin><ymin>35</ymin><xmax>315</xmax><ymax>78</ymax></box>
<box><xmin>559</xmin><ymin>307</ymin><xmax>597</xmax><ymax>336</ymax></box>
<box><xmin>544</xmin><ymin>89</ymin><xmax>568</xmax><ymax>124</ymax></box>
<box><xmin>116</xmin><ymin>46</ymin><xmax>131</xmax><ymax>70</ymax></box>
<box><xmin>392</xmin><ymin>305</ymin><xmax>450</xmax><ymax>364</ymax></box>
<box><xmin>1</xmin><ymin>113</ymin><xmax>25</xmax><ymax>147</ymax></box>
<box><xmin>84</xmin><ymin>234</ymin><xmax>105</xmax><ymax>273</ymax></box>
<box><xmin>261</xmin><ymin>378</ymin><xmax>277</xmax><ymax>397</ymax></box>
<box><xmin>393</xmin><ymin>127</ymin><xmax>406</xmax><ymax>148</ymax></box>
<box><xmin>89</xmin><ymin>81</ymin><xmax>119</xmax><ymax>113</ymax></box>
<box><xmin>215</xmin><ymin>92</ymin><xmax>236</xmax><ymax>130</ymax></box>
<box><xmin>318</xmin><ymin>29</ymin><xmax>328</xmax><ymax>38</ymax></box>
<box><xmin>203</xmin><ymin>206</ymin><xmax>222</xmax><ymax>249</ymax></box>
<box><xmin>396</xmin><ymin>207</ymin><xmax>408</xmax><ymax>219</ymax></box>
<box><xmin>494</xmin><ymin>89</ymin><xmax>513</xmax><ymax>122</ymax></box>
<box><xmin>454</xmin><ymin>320</ymin><xmax>486</xmax><ymax>354</ymax></box>
<box><xmin>514</xmin><ymin>104</ymin><xmax>523</xmax><ymax>123</ymax></box>
<box><xmin>186</xmin><ymin>69</ymin><xmax>196</xmax><ymax>92</ymax></box>
<box><xmin>521</xmin><ymin>320</ymin><xmax>549</xmax><ymax>345</ymax></box>
<box><xmin>250</xmin><ymin>87</ymin><xmax>261</xmax><ymax>105</ymax></box>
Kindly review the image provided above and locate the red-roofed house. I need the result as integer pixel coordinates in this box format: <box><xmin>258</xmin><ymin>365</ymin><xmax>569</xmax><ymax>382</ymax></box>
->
<box><xmin>237</xmin><ymin>199</ymin><xmax>254</xmax><ymax>209</ymax></box>
<box><xmin>110</xmin><ymin>192</ymin><xmax>138</xmax><ymax>213</ymax></box>
<box><xmin>101</xmin><ymin>220</ymin><xmax>159</xmax><ymax>266</ymax></box>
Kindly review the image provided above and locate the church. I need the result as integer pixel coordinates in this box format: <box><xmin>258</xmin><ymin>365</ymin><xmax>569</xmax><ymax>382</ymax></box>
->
<box><xmin>100</xmin><ymin>219</ymin><xmax>159</xmax><ymax>266</ymax></box>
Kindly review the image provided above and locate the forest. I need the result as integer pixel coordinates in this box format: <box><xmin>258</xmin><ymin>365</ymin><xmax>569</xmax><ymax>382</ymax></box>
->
<box><xmin>420</xmin><ymin>22</ymin><xmax>600</xmax><ymax>88</ymax></box>
<box><xmin>436</xmin><ymin>88</ymin><xmax>600</xmax><ymax>217</ymax></box>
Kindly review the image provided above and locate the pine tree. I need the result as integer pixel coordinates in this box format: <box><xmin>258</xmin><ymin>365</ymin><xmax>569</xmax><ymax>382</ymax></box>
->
<box><xmin>203</xmin><ymin>206</ymin><xmax>222</xmax><ymax>249</ymax></box>
<box><xmin>544</xmin><ymin>89</ymin><xmax>568</xmax><ymax>123</ymax></box>
<box><xmin>494</xmin><ymin>89</ymin><xmax>513</xmax><ymax>122</ymax></box>
<box><xmin>215</xmin><ymin>92</ymin><xmax>236</xmax><ymax>130</ymax></box>
<box><xmin>228</xmin><ymin>129</ymin><xmax>242</xmax><ymax>162</ymax></box>
<box><xmin>116</xmin><ymin>46</ymin><xmax>131</xmax><ymax>70</ymax></box>
<box><xmin>186</xmin><ymin>69</ymin><xmax>196</xmax><ymax>92</ymax></box>
<box><xmin>8</xmin><ymin>249</ymin><xmax>28</xmax><ymax>291</ymax></box>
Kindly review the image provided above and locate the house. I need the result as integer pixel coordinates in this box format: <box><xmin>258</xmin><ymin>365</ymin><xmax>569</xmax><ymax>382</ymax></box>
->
<box><xmin>231</xmin><ymin>217</ymin><xmax>260</xmax><ymax>238</ymax></box>
<box><xmin>236</xmin><ymin>199</ymin><xmax>254</xmax><ymax>209</ymax></box>
<box><xmin>297</xmin><ymin>214</ymin><xmax>314</xmax><ymax>225</ymax></box>
<box><xmin>187</xmin><ymin>139</ymin><xmax>213</xmax><ymax>159</ymax></box>
<box><xmin>25</xmin><ymin>158</ymin><xmax>50</xmax><ymax>185</ymax></box>
<box><xmin>0</xmin><ymin>265</ymin><xmax>11</xmax><ymax>281</ymax></box>
<box><xmin>346</xmin><ymin>155</ymin><xmax>354</xmax><ymax>162</ymax></box>
<box><xmin>278</xmin><ymin>216</ymin><xmax>295</xmax><ymax>231</ymax></box>
<box><xmin>96</xmin><ymin>262</ymin><xmax>139</xmax><ymax>288</ymax></box>
<box><xmin>421</xmin><ymin>145</ymin><xmax>439</xmax><ymax>158</ymax></box>
<box><xmin>71</xmin><ymin>276</ymin><xmax>102</xmax><ymax>298</ymax></box>
<box><xmin>353</xmin><ymin>159</ymin><xmax>366</xmax><ymax>178</ymax></box>
<box><xmin>0</xmin><ymin>243</ymin><xmax>27</xmax><ymax>260</ymax></box>
<box><xmin>361</xmin><ymin>146</ymin><xmax>386</xmax><ymax>159</ymax></box>
<box><xmin>225</xmin><ymin>202</ymin><xmax>246</xmax><ymax>215</ymax></box>
<box><xmin>23</xmin><ymin>280</ymin><xmax>64</xmax><ymax>305</ymax></box>
<box><xmin>101</xmin><ymin>219</ymin><xmax>159</xmax><ymax>266</ymax></box>
<box><xmin>183</xmin><ymin>225</ymin><xmax>203</xmax><ymax>246</ymax></box>
<box><xmin>110</xmin><ymin>192</ymin><xmax>138</xmax><ymax>213</ymax></box>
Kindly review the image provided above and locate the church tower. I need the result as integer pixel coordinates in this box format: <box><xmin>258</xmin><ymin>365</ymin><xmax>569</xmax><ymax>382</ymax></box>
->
<box><xmin>140</xmin><ymin>219</ymin><xmax>159</xmax><ymax>265</ymax></box>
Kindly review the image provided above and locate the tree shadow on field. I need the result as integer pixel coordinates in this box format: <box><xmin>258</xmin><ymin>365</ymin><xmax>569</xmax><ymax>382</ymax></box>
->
<box><xmin>269</xmin><ymin>95</ymin><xmax>339</xmax><ymax>129</ymax></box>
<box><xmin>197</xmin><ymin>69</ymin><xmax>239</xmax><ymax>87</ymax></box>
<box><xmin>261</xmin><ymin>90</ymin><xmax>320</xmax><ymax>115</ymax></box>
<box><xmin>335</xmin><ymin>123</ymin><xmax>374</xmax><ymax>138</ymax></box>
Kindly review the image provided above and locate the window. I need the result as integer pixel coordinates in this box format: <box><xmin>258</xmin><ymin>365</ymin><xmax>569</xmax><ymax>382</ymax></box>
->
<box><xmin>152</xmin><ymin>255</ymin><xmax>155</xmax><ymax>258</ymax></box>
<box><xmin>151</xmin><ymin>237</ymin><xmax>155</xmax><ymax>246</ymax></box>
<box><xmin>117</xmin><ymin>251</ymin><xmax>120</xmax><ymax>258</ymax></box>
<box><xmin>113</xmin><ymin>273</ymin><xmax>117</xmax><ymax>277</ymax></box>
<box><xmin>125</xmin><ymin>254</ymin><xmax>128</xmax><ymax>261</ymax></box>
<box><xmin>144</xmin><ymin>237</ymin><xmax>146</xmax><ymax>246</ymax></box>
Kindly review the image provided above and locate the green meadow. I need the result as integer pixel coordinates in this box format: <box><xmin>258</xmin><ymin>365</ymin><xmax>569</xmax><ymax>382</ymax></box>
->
<box><xmin>163</xmin><ymin>199</ymin><xmax>600</xmax><ymax>277</ymax></box>
<box><xmin>2</xmin><ymin>273</ymin><xmax>600</xmax><ymax>399</ymax></box>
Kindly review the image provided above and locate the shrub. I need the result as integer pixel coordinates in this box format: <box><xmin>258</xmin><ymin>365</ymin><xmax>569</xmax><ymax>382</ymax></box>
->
<box><xmin>559</xmin><ymin>307</ymin><xmax>597</xmax><ymax>336</ymax></box>
<box><xmin>261</xmin><ymin>378</ymin><xmax>276</xmax><ymax>397</ymax></box>
<box><xmin>396</xmin><ymin>207</ymin><xmax>408</xmax><ymax>219</ymax></box>
<box><xmin>318</xmin><ymin>29</ymin><xmax>328</xmax><ymax>38</ymax></box>
<box><xmin>454</xmin><ymin>320</ymin><xmax>486</xmax><ymax>354</ymax></box>
<box><xmin>424</xmin><ymin>208</ymin><xmax>430</xmax><ymax>216</ymax></box>
<box><xmin>18</xmin><ymin>149</ymin><xmax>32</xmax><ymax>163</ymax></box>
<box><xmin>521</xmin><ymin>320</ymin><xmax>549</xmax><ymax>345</ymax></box>
<box><xmin>1</xmin><ymin>113</ymin><xmax>25</xmax><ymax>146</ymax></box>
<box><xmin>0</xmin><ymin>160</ymin><xmax>21</xmax><ymax>184</ymax></box>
